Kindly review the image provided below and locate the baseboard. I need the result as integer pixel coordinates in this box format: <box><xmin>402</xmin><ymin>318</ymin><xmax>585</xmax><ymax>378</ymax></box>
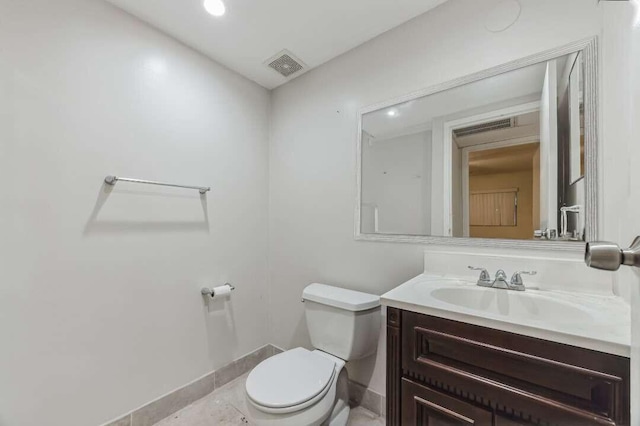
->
<box><xmin>100</xmin><ymin>344</ymin><xmax>279</xmax><ymax>426</ymax></box>
<box><xmin>348</xmin><ymin>379</ymin><xmax>386</xmax><ymax>417</ymax></box>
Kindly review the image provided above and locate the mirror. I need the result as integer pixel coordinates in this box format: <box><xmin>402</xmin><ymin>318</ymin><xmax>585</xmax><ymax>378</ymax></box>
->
<box><xmin>356</xmin><ymin>39</ymin><xmax>597</xmax><ymax>248</ymax></box>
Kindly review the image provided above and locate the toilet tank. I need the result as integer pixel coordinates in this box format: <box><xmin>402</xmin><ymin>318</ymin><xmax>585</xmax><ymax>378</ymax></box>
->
<box><xmin>302</xmin><ymin>283</ymin><xmax>381</xmax><ymax>361</ymax></box>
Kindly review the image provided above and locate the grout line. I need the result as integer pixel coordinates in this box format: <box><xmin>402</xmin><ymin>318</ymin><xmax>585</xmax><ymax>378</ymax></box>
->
<box><xmin>229</xmin><ymin>404</ymin><xmax>250</xmax><ymax>424</ymax></box>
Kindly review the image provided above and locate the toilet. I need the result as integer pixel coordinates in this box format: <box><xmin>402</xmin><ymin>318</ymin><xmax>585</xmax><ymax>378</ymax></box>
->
<box><xmin>245</xmin><ymin>283</ymin><xmax>381</xmax><ymax>426</ymax></box>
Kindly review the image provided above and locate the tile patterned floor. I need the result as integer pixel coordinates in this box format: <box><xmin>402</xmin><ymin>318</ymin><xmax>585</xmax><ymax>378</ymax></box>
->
<box><xmin>153</xmin><ymin>372</ymin><xmax>385</xmax><ymax>426</ymax></box>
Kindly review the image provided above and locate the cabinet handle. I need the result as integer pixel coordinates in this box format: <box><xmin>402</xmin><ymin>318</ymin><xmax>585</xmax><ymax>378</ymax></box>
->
<box><xmin>414</xmin><ymin>396</ymin><xmax>475</xmax><ymax>424</ymax></box>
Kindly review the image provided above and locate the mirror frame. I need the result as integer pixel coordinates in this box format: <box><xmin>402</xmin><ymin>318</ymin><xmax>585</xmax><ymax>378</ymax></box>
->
<box><xmin>355</xmin><ymin>37</ymin><xmax>598</xmax><ymax>252</ymax></box>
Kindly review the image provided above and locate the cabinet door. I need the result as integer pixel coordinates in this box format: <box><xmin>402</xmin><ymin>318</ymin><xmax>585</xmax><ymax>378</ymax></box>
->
<box><xmin>402</xmin><ymin>379</ymin><xmax>493</xmax><ymax>426</ymax></box>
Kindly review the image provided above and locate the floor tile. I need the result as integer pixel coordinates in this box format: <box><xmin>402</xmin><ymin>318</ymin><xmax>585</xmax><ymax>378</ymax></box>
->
<box><xmin>209</xmin><ymin>373</ymin><xmax>251</xmax><ymax>416</ymax></box>
<box><xmin>347</xmin><ymin>407</ymin><xmax>385</xmax><ymax>426</ymax></box>
<box><xmin>153</xmin><ymin>398</ymin><xmax>248</xmax><ymax>426</ymax></box>
<box><xmin>133</xmin><ymin>373</ymin><xmax>216</xmax><ymax>426</ymax></box>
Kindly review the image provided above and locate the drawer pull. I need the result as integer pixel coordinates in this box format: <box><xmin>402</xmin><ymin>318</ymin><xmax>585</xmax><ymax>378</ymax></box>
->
<box><xmin>414</xmin><ymin>395</ymin><xmax>476</xmax><ymax>424</ymax></box>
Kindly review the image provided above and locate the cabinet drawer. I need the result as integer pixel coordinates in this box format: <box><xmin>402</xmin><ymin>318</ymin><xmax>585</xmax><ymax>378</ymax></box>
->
<box><xmin>401</xmin><ymin>312</ymin><xmax>629</xmax><ymax>425</ymax></box>
<box><xmin>406</xmin><ymin>355</ymin><xmax>615</xmax><ymax>425</ymax></box>
<box><xmin>402</xmin><ymin>378</ymin><xmax>493</xmax><ymax>425</ymax></box>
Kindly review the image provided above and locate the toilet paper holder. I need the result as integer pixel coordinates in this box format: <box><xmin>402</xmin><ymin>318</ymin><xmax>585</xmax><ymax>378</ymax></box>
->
<box><xmin>201</xmin><ymin>283</ymin><xmax>235</xmax><ymax>297</ymax></box>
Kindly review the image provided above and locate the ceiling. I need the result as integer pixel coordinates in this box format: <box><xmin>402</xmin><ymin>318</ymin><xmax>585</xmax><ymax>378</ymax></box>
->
<box><xmin>469</xmin><ymin>142</ymin><xmax>540</xmax><ymax>176</ymax></box>
<box><xmin>362</xmin><ymin>60</ymin><xmax>548</xmax><ymax>139</ymax></box>
<box><xmin>104</xmin><ymin>0</ymin><xmax>449</xmax><ymax>89</ymax></box>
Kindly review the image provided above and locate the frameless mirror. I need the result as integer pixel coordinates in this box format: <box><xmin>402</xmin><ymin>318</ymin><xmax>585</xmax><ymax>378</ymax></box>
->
<box><xmin>356</xmin><ymin>39</ymin><xmax>597</xmax><ymax>249</ymax></box>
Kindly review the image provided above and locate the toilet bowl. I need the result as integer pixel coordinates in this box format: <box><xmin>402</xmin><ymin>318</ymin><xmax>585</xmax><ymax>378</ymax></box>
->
<box><xmin>245</xmin><ymin>348</ymin><xmax>348</xmax><ymax>426</ymax></box>
<box><xmin>245</xmin><ymin>283</ymin><xmax>380</xmax><ymax>426</ymax></box>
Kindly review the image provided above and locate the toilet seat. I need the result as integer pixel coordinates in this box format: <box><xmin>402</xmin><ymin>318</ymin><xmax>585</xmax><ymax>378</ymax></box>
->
<box><xmin>245</xmin><ymin>347</ymin><xmax>336</xmax><ymax>414</ymax></box>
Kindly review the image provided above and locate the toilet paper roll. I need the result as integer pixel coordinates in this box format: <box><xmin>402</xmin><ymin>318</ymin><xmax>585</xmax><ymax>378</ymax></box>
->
<box><xmin>210</xmin><ymin>285</ymin><xmax>232</xmax><ymax>299</ymax></box>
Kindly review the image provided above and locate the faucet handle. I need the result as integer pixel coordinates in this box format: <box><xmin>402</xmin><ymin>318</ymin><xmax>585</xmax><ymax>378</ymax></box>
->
<box><xmin>468</xmin><ymin>266</ymin><xmax>491</xmax><ymax>283</ymax></box>
<box><xmin>510</xmin><ymin>270</ymin><xmax>537</xmax><ymax>287</ymax></box>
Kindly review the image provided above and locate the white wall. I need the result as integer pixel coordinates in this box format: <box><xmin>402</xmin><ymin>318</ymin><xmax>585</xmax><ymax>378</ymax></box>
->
<box><xmin>361</xmin><ymin>131</ymin><xmax>431</xmax><ymax>235</ymax></box>
<box><xmin>269</xmin><ymin>0</ymin><xmax>604</xmax><ymax>396</ymax></box>
<box><xmin>0</xmin><ymin>1</ymin><xmax>270</xmax><ymax>425</ymax></box>
<box><xmin>451</xmin><ymin>141</ymin><xmax>462</xmax><ymax>237</ymax></box>
<box><xmin>539</xmin><ymin>60</ymin><xmax>559</xmax><ymax>231</ymax></box>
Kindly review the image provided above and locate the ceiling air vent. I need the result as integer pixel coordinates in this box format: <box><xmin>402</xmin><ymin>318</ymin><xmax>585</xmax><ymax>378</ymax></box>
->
<box><xmin>453</xmin><ymin>118</ymin><xmax>515</xmax><ymax>137</ymax></box>
<box><xmin>265</xmin><ymin>50</ymin><xmax>306</xmax><ymax>78</ymax></box>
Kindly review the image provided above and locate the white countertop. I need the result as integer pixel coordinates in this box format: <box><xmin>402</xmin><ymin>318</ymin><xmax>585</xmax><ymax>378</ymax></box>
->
<box><xmin>381</xmin><ymin>273</ymin><xmax>631</xmax><ymax>357</ymax></box>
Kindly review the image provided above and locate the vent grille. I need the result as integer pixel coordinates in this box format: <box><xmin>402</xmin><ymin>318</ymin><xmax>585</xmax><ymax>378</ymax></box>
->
<box><xmin>453</xmin><ymin>118</ymin><xmax>515</xmax><ymax>137</ymax></box>
<box><xmin>266</xmin><ymin>50</ymin><xmax>305</xmax><ymax>78</ymax></box>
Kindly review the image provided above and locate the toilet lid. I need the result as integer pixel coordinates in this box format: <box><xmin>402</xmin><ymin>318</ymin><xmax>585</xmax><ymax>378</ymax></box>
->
<box><xmin>245</xmin><ymin>348</ymin><xmax>336</xmax><ymax>409</ymax></box>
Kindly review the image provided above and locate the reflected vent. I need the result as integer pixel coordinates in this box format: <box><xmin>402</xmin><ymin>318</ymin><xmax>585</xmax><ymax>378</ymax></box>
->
<box><xmin>453</xmin><ymin>118</ymin><xmax>515</xmax><ymax>137</ymax></box>
<box><xmin>265</xmin><ymin>50</ymin><xmax>306</xmax><ymax>78</ymax></box>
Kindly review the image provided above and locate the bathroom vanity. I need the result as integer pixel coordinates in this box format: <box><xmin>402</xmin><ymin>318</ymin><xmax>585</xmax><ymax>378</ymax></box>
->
<box><xmin>386</xmin><ymin>308</ymin><xmax>629</xmax><ymax>425</ymax></box>
<box><xmin>382</xmin><ymin>275</ymin><xmax>631</xmax><ymax>426</ymax></box>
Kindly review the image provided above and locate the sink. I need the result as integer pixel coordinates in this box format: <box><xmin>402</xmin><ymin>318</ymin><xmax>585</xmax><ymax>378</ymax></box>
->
<box><xmin>380</xmin><ymin>273</ymin><xmax>631</xmax><ymax>357</ymax></box>
<box><xmin>430</xmin><ymin>286</ymin><xmax>593</xmax><ymax>324</ymax></box>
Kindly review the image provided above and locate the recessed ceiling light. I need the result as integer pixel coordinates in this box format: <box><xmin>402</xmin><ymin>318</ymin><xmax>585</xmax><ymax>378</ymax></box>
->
<box><xmin>203</xmin><ymin>0</ymin><xmax>226</xmax><ymax>17</ymax></box>
<box><xmin>387</xmin><ymin>110</ymin><xmax>397</xmax><ymax>117</ymax></box>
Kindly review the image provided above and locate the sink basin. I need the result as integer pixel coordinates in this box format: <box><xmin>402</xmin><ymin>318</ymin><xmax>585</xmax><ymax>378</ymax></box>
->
<box><xmin>430</xmin><ymin>286</ymin><xmax>593</xmax><ymax>324</ymax></box>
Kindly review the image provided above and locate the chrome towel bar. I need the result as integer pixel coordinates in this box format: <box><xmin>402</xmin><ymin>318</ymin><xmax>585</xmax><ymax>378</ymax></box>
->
<box><xmin>104</xmin><ymin>175</ymin><xmax>210</xmax><ymax>194</ymax></box>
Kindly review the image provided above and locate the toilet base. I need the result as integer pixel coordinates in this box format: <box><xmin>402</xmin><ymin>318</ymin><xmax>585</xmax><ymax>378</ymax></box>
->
<box><xmin>322</xmin><ymin>389</ymin><xmax>349</xmax><ymax>426</ymax></box>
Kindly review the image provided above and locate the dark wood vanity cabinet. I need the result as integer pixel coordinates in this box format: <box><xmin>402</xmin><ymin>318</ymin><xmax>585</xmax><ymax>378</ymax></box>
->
<box><xmin>386</xmin><ymin>308</ymin><xmax>630</xmax><ymax>426</ymax></box>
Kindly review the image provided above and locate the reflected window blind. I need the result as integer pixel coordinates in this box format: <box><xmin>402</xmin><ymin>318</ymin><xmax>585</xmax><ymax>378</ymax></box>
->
<box><xmin>469</xmin><ymin>188</ymin><xmax>518</xmax><ymax>227</ymax></box>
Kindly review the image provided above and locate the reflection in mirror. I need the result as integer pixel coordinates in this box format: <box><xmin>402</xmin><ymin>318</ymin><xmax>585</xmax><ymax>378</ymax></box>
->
<box><xmin>359</xmin><ymin>49</ymin><xmax>591</xmax><ymax>242</ymax></box>
<box><xmin>467</xmin><ymin>141</ymin><xmax>539</xmax><ymax>240</ymax></box>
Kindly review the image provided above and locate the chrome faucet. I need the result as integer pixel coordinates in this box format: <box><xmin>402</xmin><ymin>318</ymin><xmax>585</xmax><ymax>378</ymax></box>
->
<box><xmin>509</xmin><ymin>271</ymin><xmax>537</xmax><ymax>289</ymax></box>
<box><xmin>492</xmin><ymin>269</ymin><xmax>510</xmax><ymax>289</ymax></box>
<box><xmin>534</xmin><ymin>229</ymin><xmax>558</xmax><ymax>240</ymax></box>
<box><xmin>468</xmin><ymin>266</ymin><xmax>536</xmax><ymax>291</ymax></box>
<box><xmin>468</xmin><ymin>266</ymin><xmax>492</xmax><ymax>286</ymax></box>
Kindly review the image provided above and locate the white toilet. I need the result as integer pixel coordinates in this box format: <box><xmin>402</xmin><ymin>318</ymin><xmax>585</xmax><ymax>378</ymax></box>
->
<box><xmin>244</xmin><ymin>283</ymin><xmax>381</xmax><ymax>426</ymax></box>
